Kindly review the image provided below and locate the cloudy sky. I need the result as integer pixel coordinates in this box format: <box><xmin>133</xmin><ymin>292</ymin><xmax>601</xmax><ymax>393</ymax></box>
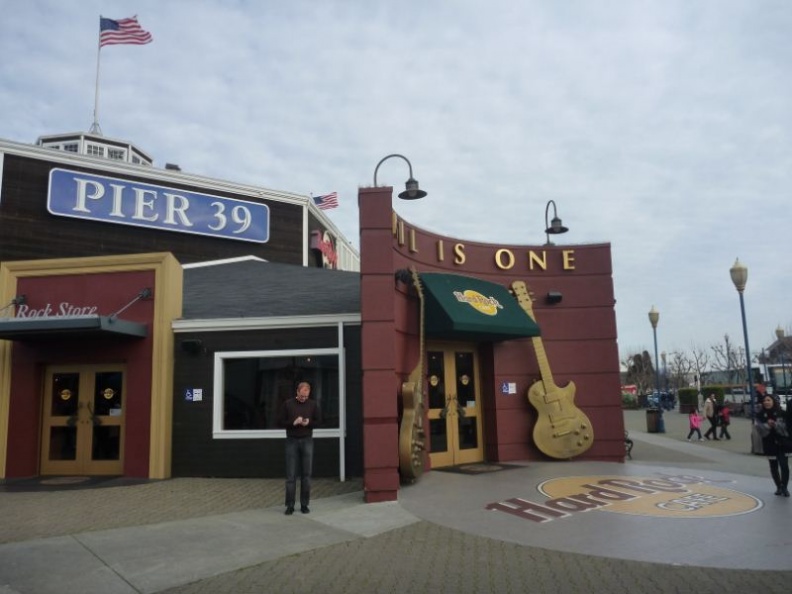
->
<box><xmin>1</xmin><ymin>0</ymin><xmax>790</xmax><ymax>363</ymax></box>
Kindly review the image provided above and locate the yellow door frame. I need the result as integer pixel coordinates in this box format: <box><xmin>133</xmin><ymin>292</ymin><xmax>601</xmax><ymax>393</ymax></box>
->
<box><xmin>427</xmin><ymin>342</ymin><xmax>485</xmax><ymax>468</ymax></box>
<box><xmin>41</xmin><ymin>364</ymin><xmax>125</xmax><ymax>476</ymax></box>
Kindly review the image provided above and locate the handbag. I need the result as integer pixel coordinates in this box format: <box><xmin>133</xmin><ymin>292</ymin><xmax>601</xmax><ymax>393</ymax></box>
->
<box><xmin>776</xmin><ymin>417</ymin><xmax>789</xmax><ymax>438</ymax></box>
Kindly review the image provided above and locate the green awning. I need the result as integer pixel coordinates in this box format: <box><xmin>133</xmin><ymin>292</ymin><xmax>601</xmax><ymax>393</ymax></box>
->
<box><xmin>420</xmin><ymin>273</ymin><xmax>540</xmax><ymax>342</ymax></box>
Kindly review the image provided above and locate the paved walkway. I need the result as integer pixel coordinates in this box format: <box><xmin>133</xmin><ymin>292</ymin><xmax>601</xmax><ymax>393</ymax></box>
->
<box><xmin>1</xmin><ymin>410</ymin><xmax>790</xmax><ymax>593</ymax></box>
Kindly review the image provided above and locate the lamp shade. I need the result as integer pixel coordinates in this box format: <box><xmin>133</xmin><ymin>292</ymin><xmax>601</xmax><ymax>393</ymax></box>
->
<box><xmin>397</xmin><ymin>177</ymin><xmax>427</xmax><ymax>200</ymax></box>
<box><xmin>648</xmin><ymin>305</ymin><xmax>659</xmax><ymax>328</ymax></box>
<box><xmin>546</xmin><ymin>216</ymin><xmax>569</xmax><ymax>235</ymax></box>
<box><xmin>730</xmin><ymin>258</ymin><xmax>748</xmax><ymax>292</ymax></box>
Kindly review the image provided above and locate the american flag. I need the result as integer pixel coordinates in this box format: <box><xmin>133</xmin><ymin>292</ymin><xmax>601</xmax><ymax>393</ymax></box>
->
<box><xmin>100</xmin><ymin>16</ymin><xmax>153</xmax><ymax>47</ymax></box>
<box><xmin>312</xmin><ymin>192</ymin><xmax>339</xmax><ymax>210</ymax></box>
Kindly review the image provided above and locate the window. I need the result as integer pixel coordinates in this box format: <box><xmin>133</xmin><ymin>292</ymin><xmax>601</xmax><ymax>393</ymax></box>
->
<box><xmin>87</xmin><ymin>144</ymin><xmax>105</xmax><ymax>157</ymax></box>
<box><xmin>63</xmin><ymin>143</ymin><xmax>78</xmax><ymax>152</ymax></box>
<box><xmin>213</xmin><ymin>348</ymin><xmax>344</xmax><ymax>438</ymax></box>
<box><xmin>108</xmin><ymin>148</ymin><xmax>125</xmax><ymax>160</ymax></box>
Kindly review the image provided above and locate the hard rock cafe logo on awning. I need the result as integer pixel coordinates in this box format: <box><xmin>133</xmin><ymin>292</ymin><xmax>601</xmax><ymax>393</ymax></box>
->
<box><xmin>453</xmin><ymin>290</ymin><xmax>503</xmax><ymax>316</ymax></box>
<box><xmin>486</xmin><ymin>474</ymin><xmax>761</xmax><ymax>523</ymax></box>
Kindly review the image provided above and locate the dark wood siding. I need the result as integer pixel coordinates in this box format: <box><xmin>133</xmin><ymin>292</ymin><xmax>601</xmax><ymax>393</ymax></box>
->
<box><xmin>171</xmin><ymin>326</ymin><xmax>362</xmax><ymax>478</ymax></box>
<box><xmin>0</xmin><ymin>154</ymin><xmax>303</xmax><ymax>264</ymax></box>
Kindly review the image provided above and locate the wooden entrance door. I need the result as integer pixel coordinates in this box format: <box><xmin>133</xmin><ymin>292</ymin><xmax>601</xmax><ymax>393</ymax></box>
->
<box><xmin>40</xmin><ymin>365</ymin><xmax>125</xmax><ymax>475</ymax></box>
<box><xmin>426</xmin><ymin>344</ymin><xmax>485</xmax><ymax>468</ymax></box>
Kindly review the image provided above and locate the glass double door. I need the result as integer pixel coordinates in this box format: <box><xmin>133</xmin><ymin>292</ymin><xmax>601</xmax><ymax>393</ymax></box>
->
<box><xmin>427</xmin><ymin>343</ymin><xmax>484</xmax><ymax>468</ymax></box>
<box><xmin>40</xmin><ymin>365</ymin><xmax>125</xmax><ymax>475</ymax></box>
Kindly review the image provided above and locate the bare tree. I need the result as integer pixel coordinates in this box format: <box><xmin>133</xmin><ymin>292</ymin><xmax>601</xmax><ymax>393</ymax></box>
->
<box><xmin>690</xmin><ymin>344</ymin><xmax>710</xmax><ymax>392</ymax></box>
<box><xmin>710</xmin><ymin>334</ymin><xmax>745</xmax><ymax>384</ymax></box>
<box><xmin>668</xmin><ymin>350</ymin><xmax>695</xmax><ymax>390</ymax></box>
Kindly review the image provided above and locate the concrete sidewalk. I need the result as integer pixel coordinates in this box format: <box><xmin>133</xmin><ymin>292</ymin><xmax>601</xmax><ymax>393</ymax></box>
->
<box><xmin>1</xmin><ymin>410</ymin><xmax>791</xmax><ymax>594</ymax></box>
<box><xmin>0</xmin><ymin>492</ymin><xmax>418</xmax><ymax>594</ymax></box>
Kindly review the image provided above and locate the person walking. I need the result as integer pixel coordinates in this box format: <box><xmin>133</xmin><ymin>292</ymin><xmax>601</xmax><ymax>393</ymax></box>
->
<box><xmin>718</xmin><ymin>401</ymin><xmax>732</xmax><ymax>440</ymax></box>
<box><xmin>755</xmin><ymin>395</ymin><xmax>791</xmax><ymax>497</ymax></box>
<box><xmin>703</xmin><ymin>393</ymin><xmax>719</xmax><ymax>440</ymax></box>
<box><xmin>687</xmin><ymin>408</ymin><xmax>703</xmax><ymax>441</ymax></box>
<box><xmin>279</xmin><ymin>381</ymin><xmax>322</xmax><ymax>515</ymax></box>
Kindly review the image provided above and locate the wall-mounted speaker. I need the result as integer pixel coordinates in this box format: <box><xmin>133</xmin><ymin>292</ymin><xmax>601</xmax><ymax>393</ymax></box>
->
<box><xmin>180</xmin><ymin>339</ymin><xmax>204</xmax><ymax>354</ymax></box>
<box><xmin>546</xmin><ymin>292</ymin><xmax>563</xmax><ymax>305</ymax></box>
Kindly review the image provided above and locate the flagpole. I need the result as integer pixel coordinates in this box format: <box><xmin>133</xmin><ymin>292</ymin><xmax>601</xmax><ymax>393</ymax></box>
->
<box><xmin>90</xmin><ymin>16</ymin><xmax>103</xmax><ymax>135</ymax></box>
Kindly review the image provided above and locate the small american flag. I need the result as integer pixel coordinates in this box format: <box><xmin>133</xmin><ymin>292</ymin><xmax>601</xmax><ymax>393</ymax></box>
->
<box><xmin>100</xmin><ymin>16</ymin><xmax>153</xmax><ymax>47</ymax></box>
<box><xmin>312</xmin><ymin>192</ymin><xmax>339</xmax><ymax>210</ymax></box>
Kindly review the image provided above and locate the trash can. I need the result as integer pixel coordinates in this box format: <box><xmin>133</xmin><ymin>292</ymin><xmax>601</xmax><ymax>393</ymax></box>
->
<box><xmin>646</xmin><ymin>408</ymin><xmax>661</xmax><ymax>433</ymax></box>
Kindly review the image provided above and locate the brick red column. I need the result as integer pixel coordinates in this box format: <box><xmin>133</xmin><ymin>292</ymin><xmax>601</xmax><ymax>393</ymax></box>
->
<box><xmin>359</xmin><ymin>186</ymin><xmax>400</xmax><ymax>502</ymax></box>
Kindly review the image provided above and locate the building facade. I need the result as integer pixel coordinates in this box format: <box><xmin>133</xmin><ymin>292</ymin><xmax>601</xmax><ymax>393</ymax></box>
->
<box><xmin>0</xmin><ymin>135</ymin><xmax>359</xmax><ymax>481</ymax></box>
<box><xmin>0</xmin><ymin>135</ymin><xmax>624</xmax><ymax>496</ymax></box>
<box><xmin>358</xmin><ymin>187</ymin><xmax>623</xmax><ymax>502</ymax></box>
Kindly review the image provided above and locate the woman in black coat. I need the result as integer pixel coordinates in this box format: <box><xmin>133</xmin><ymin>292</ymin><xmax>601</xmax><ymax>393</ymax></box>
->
<box><xmin>755</xmin><ymin>394</ymin><xmax>791</xmax><ymax>497</ymax></box>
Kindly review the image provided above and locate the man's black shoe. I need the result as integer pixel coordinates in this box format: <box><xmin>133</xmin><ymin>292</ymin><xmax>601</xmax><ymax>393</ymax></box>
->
<box><xmin>285</xmin><ymin>507</ymin><xmax>294</xmax><ymax>515</ymax></box>
<box><xmin>301</xmin><ymin>506</ymin><xmax>310</xmax><ymax>514</ymax></box>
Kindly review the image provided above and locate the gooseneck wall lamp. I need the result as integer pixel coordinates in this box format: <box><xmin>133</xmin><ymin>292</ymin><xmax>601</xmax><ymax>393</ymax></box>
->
<box><xmin>373</xmin><ymin>154</ymin><xmax>427</xmax><ymax>200</ymax></box>
<box><xmin>544</xmin><ymin>200</ymin><xmax>569</xmax><ymax>245</ymax></box>
<box><xmin>729</xmin><ymin>258</ymin><xmax>755</xmax><ymax>421</ymax></box>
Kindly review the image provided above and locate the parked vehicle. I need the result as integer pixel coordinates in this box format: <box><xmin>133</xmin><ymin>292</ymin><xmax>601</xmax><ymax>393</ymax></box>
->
<box><xmin>646</xmin><ymin>391</ymin><xmax>676</xmax><ymax>411</ymax></box>
<box><xmin>723</xmin><ymin>390</ymin><xmax>748</xmax><ymax>416</ymax></box>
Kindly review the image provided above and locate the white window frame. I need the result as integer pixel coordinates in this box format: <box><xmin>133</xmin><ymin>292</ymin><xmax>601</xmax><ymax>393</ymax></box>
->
<box><xmin>86</xmin><ymin>143</ymin><xmax>105</xmax><ymax>157</ymax></box>
<box><xmin>212</xmin><ymin>341</ymin><xmax>348</xmax><ymax>480</ymax></box>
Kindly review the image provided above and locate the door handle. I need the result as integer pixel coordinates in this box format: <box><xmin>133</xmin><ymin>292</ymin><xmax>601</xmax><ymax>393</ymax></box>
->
<box><xmin>87</xmin><ymin>402</ymin><xmax>102</xmax><ymax>426</ymax></box>
<box><xmin>452</xmin><ymin>394</ymin><xmax>466</xmax><ymax>418</ymax></box>
<box><xmin>440</xmin><ymin>394</ymin><xmax>466</xmax><ymax>419</ymax></box>
<box><xmin>440</xmin><ymin>394</ymin><xmax>454</xmax><ymax>419</ymax></box>
<box><xmin>68</xmin><ymin>401</ymin><xmax>83</xmax><ymax>426</ymax></box>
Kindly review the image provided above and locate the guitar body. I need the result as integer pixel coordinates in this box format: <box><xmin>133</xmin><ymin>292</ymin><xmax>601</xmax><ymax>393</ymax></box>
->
<box><xmin>398</xmin><ymin>268</ymin><xmax>428</xmax><ymax>483</ymax></box>
<box><xmin>399</xmin><ymin>380</ymin><xmax>425</xmax><ymax>481</ymax></box>
<box><xmin>528</xmin><ymin>379</ymin><xmax>593</xmax><ymax>459</ymax></box>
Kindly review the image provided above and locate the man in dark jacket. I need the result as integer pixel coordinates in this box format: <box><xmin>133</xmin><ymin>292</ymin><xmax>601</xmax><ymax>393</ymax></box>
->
<box><xmin>279</xmin><ymin>381</ymin><xmax>322</xmax><ymax>515</ymax></box>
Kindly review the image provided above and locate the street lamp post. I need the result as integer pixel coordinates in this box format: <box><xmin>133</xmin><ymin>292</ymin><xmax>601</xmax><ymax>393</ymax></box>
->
<box><xmin>661</xmin><ymin>351</ymin><xmax>668</xmax><ymax>409</ymax></box>
<box><xmin>776</xmin><ymin>326</ymin><xmax>789</xmax><ymax>407</ymax></box>
<box><xmin>729</xmin><ymin>259</ymin><xmax>754</xmax><ymax>419</ymax></box>
<box><xmin>648</xmin><ymin>306</ymin><xmax>661</xmax><ymax>397</ymax></box>
<box><xmin>648</xmin><ymin>306</ymin><xmax>664</xmax><ymax>431</ymax></box>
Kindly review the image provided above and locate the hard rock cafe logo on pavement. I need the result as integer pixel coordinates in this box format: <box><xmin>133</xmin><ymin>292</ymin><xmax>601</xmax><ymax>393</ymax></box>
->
<box><xmin>486</xmin><ymin>474</ymin><xmax>761</xmax><ymax>523</ymax></box>
<box><xmin>453</xmin><ymin>290</ymin><xmax>503</xmax><ymax>316</ymax></box>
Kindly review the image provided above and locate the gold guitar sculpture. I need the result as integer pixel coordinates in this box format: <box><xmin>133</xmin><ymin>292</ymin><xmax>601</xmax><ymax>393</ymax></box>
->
<box><xmin>511</xmin><ymin>280</ymin><xmax>593</xmax><ymax>459</ymax></box>
<box><xmin>398</xmin><ymin>267</ymin><xmax>426</xmax><ymax>482</ymax></box>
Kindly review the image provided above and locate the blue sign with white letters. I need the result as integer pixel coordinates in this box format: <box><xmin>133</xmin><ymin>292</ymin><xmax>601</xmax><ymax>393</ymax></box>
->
<box><xmin>47</xmin><ymin>168</ymin><xmax>270</xmax><ymax>243</ymax></box>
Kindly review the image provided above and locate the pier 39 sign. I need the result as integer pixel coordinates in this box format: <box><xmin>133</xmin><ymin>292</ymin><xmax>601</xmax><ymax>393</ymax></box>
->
<box><xmin>47</xmin><ymin>168</ymin><xmax>270</xmax><ymax>243</ymax></box>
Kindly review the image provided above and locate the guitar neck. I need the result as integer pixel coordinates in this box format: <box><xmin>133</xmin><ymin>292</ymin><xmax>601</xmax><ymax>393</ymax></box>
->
<box><xmin>510</xmin><ymin>280</ymin><xmax>556</xmax><ymax>391</ymax></box>
<box><xmin>532</xmin><ymin>335</ymin><xmax>556</xmax><ymax>391</ymax></box>
<box><xmin>409</xmin><ymin>267</ymin><xmax>425</xmax><ymax>386</ymax></box>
